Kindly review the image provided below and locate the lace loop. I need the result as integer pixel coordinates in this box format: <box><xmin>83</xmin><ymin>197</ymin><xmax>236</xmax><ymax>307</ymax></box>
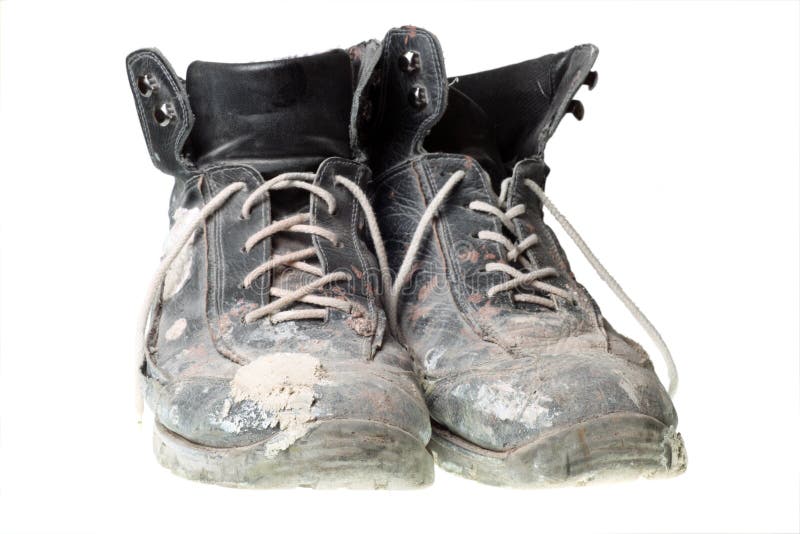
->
<box><xmin>387</xmin><ymin>170</ymin><xmax>678</xmax><ymax>398</ymax></box>
<box><xmin>387</xmin><ymin>170</ymin><xmax>564</xmax><ymax>330</ymax></box>
<box><xmin>137</xmin><ymin>172</ymin><xmax>392</xmax><ymax>419</ymax></box>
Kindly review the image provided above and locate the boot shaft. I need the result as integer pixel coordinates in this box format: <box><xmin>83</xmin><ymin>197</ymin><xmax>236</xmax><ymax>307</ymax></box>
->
<box><xmin>355</xmin><ymin>28</ymin><xmax>676</xmax><ymax>463</ymax></box>
<box><xmin>127</xmin><ymin>48</ymin><xmax>391</xmax><ymax>367</ymax></box>
<box><xmin>358</xmin><ymin>27</ymin><xmax>605</xmax><ymax>353</ymax></box>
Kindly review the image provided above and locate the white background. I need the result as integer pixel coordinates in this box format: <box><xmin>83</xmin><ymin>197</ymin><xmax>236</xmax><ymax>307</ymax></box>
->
<box><xmin>1</xmin><ymin>1</ymin><xmax>798</xmax><ymax>532</ymax></box>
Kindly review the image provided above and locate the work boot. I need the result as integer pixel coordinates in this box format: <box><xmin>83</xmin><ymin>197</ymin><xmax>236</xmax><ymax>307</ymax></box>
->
<box><xmin>361</xmin><ymin>26</ymin><xmax>686</xmax><ymax>486</ymax></box>
<box><xmin>127</xmin><ymin>47</ymin><xmax>433</xmax><ymax>488</ymax></box>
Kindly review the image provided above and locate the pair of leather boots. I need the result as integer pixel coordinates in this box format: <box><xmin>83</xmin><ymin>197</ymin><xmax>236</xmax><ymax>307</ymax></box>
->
<box><xmin>129</xmin><ymin>26</ymin><xmax>685</xmax><ymax>489</ymax></box>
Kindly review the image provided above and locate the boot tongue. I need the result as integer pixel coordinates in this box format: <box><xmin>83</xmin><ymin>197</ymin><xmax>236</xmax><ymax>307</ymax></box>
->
<box><xmin>186</xmin><ymin>50</ymin><xmax>354</xmax><ymax>173</ymax></box>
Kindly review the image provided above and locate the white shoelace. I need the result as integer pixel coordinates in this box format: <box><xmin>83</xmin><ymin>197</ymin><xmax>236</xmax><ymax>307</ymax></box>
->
<box><xmin>388</xmin><ymin>170</ymin><xmax>678</xmax><ymax>397</ymax></box>
<box><xmin>136</xmin><ymin>171</ymin><xmax>391</xmax><ymax>418</ymax></box>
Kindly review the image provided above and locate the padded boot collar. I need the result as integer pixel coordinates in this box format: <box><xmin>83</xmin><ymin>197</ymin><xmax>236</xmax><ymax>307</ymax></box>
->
<box><xmin>185</xmin><ymin>51</ymin><xmax>354</xmax><ymax>173</ymax></box>
<box><xmin>448</xmin><ymin>44</ymin><xmax>598</xmax><ymax>163</ymax></box>
<box><xmin>127</xmin><ymin>48</ymin><xmax>363</xmax><ymax>177</ymax></box>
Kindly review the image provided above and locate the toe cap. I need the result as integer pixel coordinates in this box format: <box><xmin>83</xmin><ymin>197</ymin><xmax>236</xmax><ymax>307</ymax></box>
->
<box><xmin>427</xmin><ymin>351</ymin><xmax>676</xmax><ymax>452</ymax></box>
<box><xmin>146</xmin><ymin>375</ymin><xmax>282</xmax><ymax>448</ymax></box>
<box><xmin>146</xmin><ymin>356</ymin><xmax>431</xmax><ymax>449</ymax></box>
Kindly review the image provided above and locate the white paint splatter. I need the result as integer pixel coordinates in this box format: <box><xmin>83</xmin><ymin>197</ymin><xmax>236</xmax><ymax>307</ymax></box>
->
<box><xmin>261</xmin><ymin>321</ymin><xmax>309</xmax><ymax>344</ymax></box>
<box><xmin>614</xmin><ymin>370</ymin><xmax>642</xmax><ymax>409</ymax></box>
<box><xmin>165</xmin><ymin>318</ymin><xmax>187</xmax><ymax>341</ymax></box>
<box><xmin>425</xmin><ymin>347</ymin><xmax>445</xmax><ymax>369</ymax></box>
<box><xmin>452</xmin><ymin>381</ymin><xmax>554</xmax><ymax>430</ymax></box>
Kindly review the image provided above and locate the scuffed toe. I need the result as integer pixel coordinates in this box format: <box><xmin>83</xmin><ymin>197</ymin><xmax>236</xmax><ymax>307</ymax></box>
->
<box><xmin>147</xmin><ymin>354</ymin><xmax>431</xmax><ymax>451</ymax></box>
<box><xmin>427</xmin><ymin>351</ymin><xmax>676</xmax><ymax>452</ymax></box>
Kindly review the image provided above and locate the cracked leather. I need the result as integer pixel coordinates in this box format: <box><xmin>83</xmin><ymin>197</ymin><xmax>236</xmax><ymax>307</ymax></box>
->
<box><xmin>365</xmin><ymin>27</ymin><xmax>675</xmax><ymax>452</ymax></box>
<box><xmin>127</xmin><ymin>47</ymin><xmax>430</xmax><ymax>449</ymax></box>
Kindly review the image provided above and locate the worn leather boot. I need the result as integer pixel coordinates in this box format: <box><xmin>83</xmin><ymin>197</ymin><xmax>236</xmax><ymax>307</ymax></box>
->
<box><xmin>127</xmin><ymin>48</ymin><xmax>433</xmax><ymax>488</ymax></box>
<box><xmin>361</xmin><ymin>27</ymin><xmax>686</xmax><ymax>486</ymax></box>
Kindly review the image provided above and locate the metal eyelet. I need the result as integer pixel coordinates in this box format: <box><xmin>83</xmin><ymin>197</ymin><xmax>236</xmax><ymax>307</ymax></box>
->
<box><xmin>136</xmin><ymin>73</ymin><xmax>158</xmax><ymax>97</ymax></box>
<box><xmin>566</xmin><ymin>100</ymin><xmax>584</xmax><ymax>121</ymax></box>
<box><xmin>583</xmin><ymin>71</ymin><xmax>599</xmax><ymax>90</ymax></box>
<box><xmin>154</xmin><ymin>102</ymin><xmax>176</xmax><ymax>126</ymax></box>
<box><xmin>399</xmin><ymin>51</ymin><xmax>421</xmax><ymax>73</ymax></box>
<box><xmin>409</xmin><ymin>86</ymin><xmax>427</xmax><ymax>109</ymax></box>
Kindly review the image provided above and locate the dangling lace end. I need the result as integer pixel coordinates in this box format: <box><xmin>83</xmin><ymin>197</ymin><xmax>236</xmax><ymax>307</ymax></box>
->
<box><xmin>525</xmin><ymin>178</ymin><xmax>679</xmax><ymax>398</ymax></box>
<box><xmin>136</xmin><ymin>182</ymin><xmax>246</xmax><ymax>424</ymax></box>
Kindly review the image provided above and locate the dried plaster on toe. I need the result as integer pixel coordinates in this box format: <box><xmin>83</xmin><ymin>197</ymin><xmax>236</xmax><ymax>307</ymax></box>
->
<box><xmin>230</xmin><ymin>353</ymin><xmax>328</xmax><ymax>458</ymax></box>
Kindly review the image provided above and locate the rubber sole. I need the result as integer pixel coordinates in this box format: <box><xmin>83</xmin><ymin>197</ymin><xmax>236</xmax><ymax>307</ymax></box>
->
<box><xmin>428</xmin><ymin>413</ymin><xmax>687</xmax><ymax>487</ymax></box>
<box><xmin>153</xmin><ymin>419</ymin><xmax>434</xmax><ymax>489</ymax></box>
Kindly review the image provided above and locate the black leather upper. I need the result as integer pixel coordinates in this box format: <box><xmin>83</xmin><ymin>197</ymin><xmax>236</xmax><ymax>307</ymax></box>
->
<box><xmin>127</xmin><ymin>46</ymin><xmax>431</xmax><ymax>448</ymax></box>
<box><xmin>361</xmin><ymin>27</ymin><xmax>450</xmax><ymax>176</ymax></box>
<box><xmin>361</xmin><ymin>27</ymin><xmax>675</xmax><ymax>452</ymax></box>
<box><xmin>185</xmin><ymin>51</ymin><xmax>354</xmax><ymax>173</ymax></box>
<box><xmin>443</xmin><ymin>45</ymin><xmax>598</xmax><ymax>168</ymax></box>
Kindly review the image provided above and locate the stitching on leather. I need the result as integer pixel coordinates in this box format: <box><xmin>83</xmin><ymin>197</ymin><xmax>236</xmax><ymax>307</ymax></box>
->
<box><xmin>398</xmin><ymin>158</ymin><xmax>487</xmax><ymax>345</ymax></box>
<box><xmin>126</xmin><ymin>55</ymin><xmax>155</xmax><ymax>160</ymax></box>
<box><xmin>127</xmin><ymin>51</ymin><xmax>192</xmax><ymax>173</ymax></box>
<box><xmin>204</xmin><ymin>170</ymin><xmax>228</xmax><ymax>359</ymax></box>
<box><xmin>410</xmin><ymin>31</ymin><xmax>446</xmax><ymax>153</ymax></box>
<box><xmin>308</xmin><ymin>159</ymin><xmax>378</xmax><ymax>355</ymax></box>
<box><xmin>345</xmin><ymin>163</ymin><xmax>377</xmax><ymax>326</ymax></box>
<box><xmin>512</xmin><ymin>161</ymin><xmax>603</xmax><ymax>333</ymax></box>
<box><xmin>144</xmin><ymin>51</ymin><xmax>191</xmax><ymax>171</ymax></box>
<box><xmin>203</xmin><ymin>165</ymin><xmax>264</xmax><ymax>366</ymax></box>
<box><xmin>375</xmin><ymin>157</ymin><xmax>504</xmax><ymax>345</ymax></box>
<box><xmin>344</xmin><ymin>162</ymin><xmax>379</xmax><ymax>357</ymax></box>
<box><xmin>309</xmin><ymin>162</ymin><xmax>329</xmax><ymax>276</ymax></box>
<box><xmin>329</xmin><ymin>161</ymin><xmax>377</xmax><ymax>320</ymax></box>
<box><xmin>426</xmin><ymin>154</ymin><xmax>513</xmax><ymax>308</ymax></box>
<box><xmin>420</xmin><ymin>156</ymin><xmax>510</xmax><ymax>342</ymax></box>
<box><xmin>508</xmin><ymin>171</ymin><xmax>542</xmax><ymax>272</ymax></box>
<box><xmin>378</xmin><ymin>29</ymin><xmax>446</xmax><ymax>159</ymax></box>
